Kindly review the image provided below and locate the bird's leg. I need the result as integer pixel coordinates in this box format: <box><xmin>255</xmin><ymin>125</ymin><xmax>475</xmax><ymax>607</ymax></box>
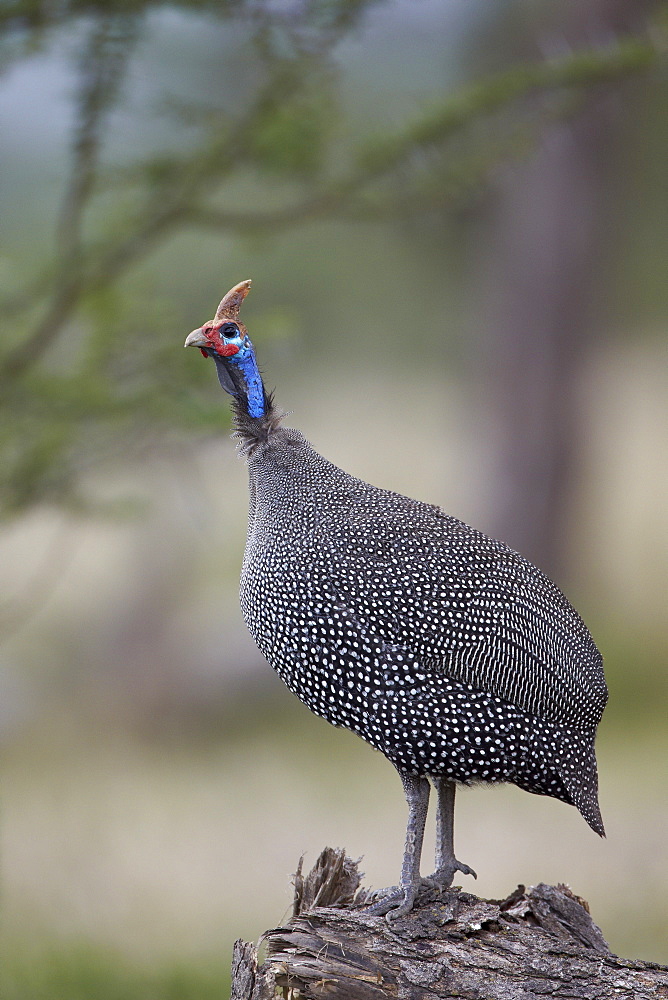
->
<box><xmin>366</xmin><ymin>772</ymin><xmax>430</xmax><ymax>919</ymax></box>
<box><xmin>428</xmin><ymin>777</ymin><xmax>477</xmax><ymax>886</ymax></box>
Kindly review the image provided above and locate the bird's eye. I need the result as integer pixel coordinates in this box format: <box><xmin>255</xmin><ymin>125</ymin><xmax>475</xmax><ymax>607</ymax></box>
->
<box><xmin>220</xmin><ymin>323</ymin><xmax>239</xmax><ymax>339</ymax></box>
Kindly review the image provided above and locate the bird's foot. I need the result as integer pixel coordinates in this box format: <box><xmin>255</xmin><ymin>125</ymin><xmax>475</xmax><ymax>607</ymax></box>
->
<box><xmin>366</xmin><ymin>860</ymin><xmax>476</xmax><ymax>920</ymax></box>
<box><xmin>366</xmin><ymin>883</ymin><xmax>418</xmax><ymax>919</ymax></box>
<box><xmin>366</xmin><ymin>878</ymin><xmax>434</xmax><ymax>920</ymax></box>
<box><xmin>426</xmin><ymin>858</ymin><xmax>477</xmax><ymax>889</ymax></box>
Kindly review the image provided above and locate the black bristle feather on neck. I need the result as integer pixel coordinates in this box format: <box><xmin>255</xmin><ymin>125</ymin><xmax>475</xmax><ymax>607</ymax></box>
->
<box><xmin>232</xmin><ymin>390</ymin><xmax>282</xmax><ymax>455</ymax></box>
<box><xmin>212</xmin><ymin>354</ymin><xmax>280</xmax><ymax>453</ymax></box>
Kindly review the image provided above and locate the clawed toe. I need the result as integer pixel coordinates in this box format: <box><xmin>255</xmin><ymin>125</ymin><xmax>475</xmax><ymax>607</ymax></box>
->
<box><xmin>427</xmin><ymin>859</ymin><xmax>477</xmax><ymax>889</ymax></box>
<box><xmin>365</xmin><ymin>884</ymin><xmax>418</xmax><ymax>920</ymax></box>
<box><xmin>366</xmin><ymin>884</ymin><xmax>399</xmax><ymax>905</ymax></box>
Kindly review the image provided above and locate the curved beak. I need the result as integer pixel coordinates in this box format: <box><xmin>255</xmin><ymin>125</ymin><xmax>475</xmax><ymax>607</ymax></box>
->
<box><xmin>184</xmin><ymin>327</ymin><xmax>208</xmax><ymax>349</ymax></box>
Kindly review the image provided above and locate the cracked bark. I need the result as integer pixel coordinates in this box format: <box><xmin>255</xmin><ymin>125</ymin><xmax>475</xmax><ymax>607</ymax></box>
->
<box><xmin>230</xmin><ymin>848</ymin><xmax>668</xmax><ymax>1000</ymax></box>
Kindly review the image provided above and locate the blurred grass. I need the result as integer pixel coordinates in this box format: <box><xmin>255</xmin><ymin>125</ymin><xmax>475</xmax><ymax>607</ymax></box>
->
<box><xmin>3</xmin><ymin>946</ymin><xmax>230</xmax><ymax>1000</ymax></box>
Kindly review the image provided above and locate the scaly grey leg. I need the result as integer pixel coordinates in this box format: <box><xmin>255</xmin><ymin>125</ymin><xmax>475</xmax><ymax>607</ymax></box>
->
<box><xmin>430</xmin><ymin>777</ymin><xmax>476</xmax><ymax>885</ymax></box>
<box><xmin>367</xmin><ymin>772</ymin><xmax>431</xmax><ymax>919</ymax></box>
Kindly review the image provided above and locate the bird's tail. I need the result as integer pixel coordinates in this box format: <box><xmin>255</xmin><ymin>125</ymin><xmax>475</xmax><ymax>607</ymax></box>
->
<box><xmin>556</xmin><ymin>734</ymin><xmax>605</xmax><ymax>837</ymax></box>
<box><xmin>516</xmin><ymin>722</ymin><xmax>605</xmax><ymax>836</ymax></box>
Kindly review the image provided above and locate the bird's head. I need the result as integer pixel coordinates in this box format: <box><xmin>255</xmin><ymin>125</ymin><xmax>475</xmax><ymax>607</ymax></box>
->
<box><xmin>188</xmin><ymin>319</ymin><xmax>252</xmax><ymax>360</ymax></box>
<box><xmin>185</xmin><ymin>279</ymin><xmax>267</xmax><ymax>419</ymax></box>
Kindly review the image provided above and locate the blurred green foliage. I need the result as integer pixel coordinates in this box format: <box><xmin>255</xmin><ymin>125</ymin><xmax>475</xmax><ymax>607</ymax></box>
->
<box><xmin>0</xmin><ymin>0</ymin><xmax>663</xmax><ymax>517</ymax></box>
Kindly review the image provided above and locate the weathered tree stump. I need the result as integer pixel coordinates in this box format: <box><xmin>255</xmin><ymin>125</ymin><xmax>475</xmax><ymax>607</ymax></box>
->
<box><xmin>230</xmin><ymin>847</ymin><xmax>668</xmax><ymax>1000</ymax></box>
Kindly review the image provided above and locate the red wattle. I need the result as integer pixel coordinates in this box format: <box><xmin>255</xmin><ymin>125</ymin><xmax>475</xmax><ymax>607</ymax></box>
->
<box><xmin>219</xmin><ymin>343</ymin><xmax>240</xmax><ymax>357</ymax></box>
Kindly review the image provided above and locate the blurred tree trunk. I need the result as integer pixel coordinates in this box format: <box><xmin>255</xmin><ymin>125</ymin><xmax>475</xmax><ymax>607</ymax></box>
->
<box><xmin>476</xmin><ymin>0</ymin><xmax>653</xmax><ymax>580</ymax></box>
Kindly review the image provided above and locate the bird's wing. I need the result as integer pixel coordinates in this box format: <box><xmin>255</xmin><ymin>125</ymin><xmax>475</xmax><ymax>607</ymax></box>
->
<box><xmin>318</xmin><ymin>494</ymin><xmax>607</xmax><ymax>732</ymax></box>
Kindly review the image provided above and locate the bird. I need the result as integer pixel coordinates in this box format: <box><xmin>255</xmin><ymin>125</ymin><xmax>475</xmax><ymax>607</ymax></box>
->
<box><xmin>184</xmin><ymin>279</ymin><xmax>607</xmax><ymax>919</ymax></box>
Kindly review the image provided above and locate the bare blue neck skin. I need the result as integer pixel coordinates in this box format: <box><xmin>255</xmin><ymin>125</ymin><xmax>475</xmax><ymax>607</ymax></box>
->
<box><xmin>230</xmin><ymin>347</ymin><xmax>265</xmax><ymax>418</ymax></box>
<box><xmin>219</xmin><ymin>328</ymin><xmax>265</xmax><ymax>418</ymax></box>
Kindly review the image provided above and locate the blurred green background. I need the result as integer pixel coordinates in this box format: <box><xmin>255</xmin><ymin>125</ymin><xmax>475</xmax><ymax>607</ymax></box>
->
<box><xmin>2</xmin><ymin>1</ymin><xmax>667</xmax><ymax>996</ymax></box>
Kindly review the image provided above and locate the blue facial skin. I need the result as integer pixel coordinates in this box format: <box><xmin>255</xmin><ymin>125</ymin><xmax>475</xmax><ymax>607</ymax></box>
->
<box><xmin>221</xmin><ymin>326</ymin><xmax>265</xmax><ymax>418</ymax></box>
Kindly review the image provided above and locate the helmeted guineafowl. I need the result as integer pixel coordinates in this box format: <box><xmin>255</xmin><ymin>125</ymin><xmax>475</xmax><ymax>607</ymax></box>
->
<box><xmin>185</xmin><ymin>279</ymin><xmax>607</xmax><ymax>919</ymax></box>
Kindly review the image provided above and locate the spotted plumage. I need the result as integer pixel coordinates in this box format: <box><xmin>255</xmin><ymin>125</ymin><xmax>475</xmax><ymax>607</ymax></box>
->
<box><xmin>185</xmin><ymin>280</ymin><xmax>607</xmax><ymax>919</ymax></box>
